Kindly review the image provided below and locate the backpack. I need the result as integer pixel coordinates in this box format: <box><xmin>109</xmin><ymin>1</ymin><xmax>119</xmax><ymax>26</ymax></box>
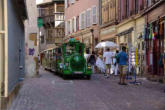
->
<box><xmin>115</xmin><ymin>54</ymin><xmax>119</xmax><ymax>63</ymax></box>
<box><xmin>88</xmin><ymin>54</ymin><xmax>96</xmax><ymax>65</ymax></box>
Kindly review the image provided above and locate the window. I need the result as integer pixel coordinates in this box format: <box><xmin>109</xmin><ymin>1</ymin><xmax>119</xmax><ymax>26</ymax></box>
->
<box><xmin>135</xmin><ymin>0</ymin><xmax>138</xmax><ymax>14</ymax></box>
<box><xmin>47</xmin><ymin>29</ymin><xmax>54</xmax><ymax>44</ymax></box>
<box><xmin>70</xmin><ymin>0</ymin><xmax>75</xmax><ymax>4</ymax></box>
<box><xmin>72</xmin><ymin>18</ymin><xmax>74</xmax><ymax>32</ymax></box>
<box><xmin>92</xmin><ymin>6</ymin><xmax>97</xmax><ymax>24</ymax></box>
<box><xmin>76</xmin><ymin>16</ymin><xmax>79</xmax><ymax>31</ymax></box>
<box><xmin>86</xmin><ymin>9</ymin><xmax>91</xmax><ymax>27</ymax></box>
<box><xmin>79</xmin><ymin>14</ymin><xmax>82</xmax><ymax>30</ymax></box>
<box><xmin>74</xmin><ymin>17</ymin><xmax>77</xmax><ymax>32</ymax></box>
<box><xmin>65</xmin><ymin>0</ymin><xmax>68</xmax><ymax>8</ymax></box>
<box><xmin>81</xmin><ymin>12</ymin><xmax>85</xmax><ymax>29</ymax></box>
<box><xmin>41</xmin><ymin>35</ymin><xmax>44</xmax><ymax>44</ymax></box>
<box><xmin>57</xmin><ymin>6</ymin><xmax>64</xmax><ymax>12</ymax></box>
<box><xmin>67</xmin><ymin>20</ymin><xmax>70</xmax><ymax>34</ymax></box>
<box><xmin>147</xmin><ymin>0</ymin><xmax>152</xmax><ymax>7</ymax></box>
<box><xmin>70</xmin><ymin>19</ymin><xmax>72</xmax><ymax>33</ymax></box>
<box><xmin>126</xmin><ymin>0</ymin><xmax>129</xmax><ymax>17</ymax></box>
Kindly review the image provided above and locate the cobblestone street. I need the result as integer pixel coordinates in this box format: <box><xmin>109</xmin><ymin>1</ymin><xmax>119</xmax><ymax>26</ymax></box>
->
<box><xmin>8</xmin><ymin>68</ymin><xmax>165</xmax><ymax>110</ymax></box>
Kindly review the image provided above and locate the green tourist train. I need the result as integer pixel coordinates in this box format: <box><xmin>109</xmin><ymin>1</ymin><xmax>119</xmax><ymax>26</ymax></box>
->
<box><xmin>41</xmin><ymin>38</ymin><xmax>92</xmax><ymax>79</ymax></box>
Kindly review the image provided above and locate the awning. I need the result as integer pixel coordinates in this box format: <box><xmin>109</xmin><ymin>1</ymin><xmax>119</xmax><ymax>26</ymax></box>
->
<box><xmin>116</xmin><ymin>27</ymin><xmax>134</xmax><ymax>36</ymax></box>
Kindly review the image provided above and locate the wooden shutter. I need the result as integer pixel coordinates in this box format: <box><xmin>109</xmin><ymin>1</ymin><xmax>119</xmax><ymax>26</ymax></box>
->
<box><xmin>65</xmin><ymin>21</ymin><xmax>67</xmax><ymax>35</ymax></box>
<box><xmin>79</xmin><ymin>14</ymin><xmax>82</xmax><ymax>30</ymax></box>
<box><xmin>81</xmin><ymin>12</ymin><xmax>85</xmax><ymax>29</ymax></box>
<box><xmin>118</xmin><ymin>0</ymin><xmax>121</xmax><ymax>21</ymax></box>
<box><xmin>74</xmin><ymin>17</ymin><xmax>77</xmax><ymax>32</ymax></box>
<box><xmin>129</xmin><ymin>0</ymin><xmax>133</xmax><ymax>16</ymax></box>
<box><xmin>84</xmin><ymin>11</ymin><xmax>86</xmax><ymax>28</ymax></box>
<box><xmin>76</xmin><ymin>16</ymin><xmax>79</xmax><ymax>31</ymax></box>
<box><xmin>65</xmin><ymin>0</ymin><xmax>68</xmax><ymax>8</ymax></box>
<box><xmin>92</xmin><ymin>6</ymin><xmax>97</xmax><ymax>24</ymax></box>
<box><xmin>89</xmin><ymin>9</ymin><xmax>92</xmax><ymax>26</ymax></box>
<box><xmin>70</xmin><ymin>19</ymin><xmax>72</xmax><ymax>33</ymax></box>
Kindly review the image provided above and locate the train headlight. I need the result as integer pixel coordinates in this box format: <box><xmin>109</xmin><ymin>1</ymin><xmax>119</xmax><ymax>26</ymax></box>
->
<box><xmin>88</xmin><ymin>65</ymin><xmax>91</xmax><ymax>69</ymax></box>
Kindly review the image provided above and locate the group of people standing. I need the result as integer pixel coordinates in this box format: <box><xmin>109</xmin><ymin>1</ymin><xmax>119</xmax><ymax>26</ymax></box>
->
<box><xmin>85</xmin><ymin>46</ymin><xmax>128</xmax><ymax>85</ymax></box>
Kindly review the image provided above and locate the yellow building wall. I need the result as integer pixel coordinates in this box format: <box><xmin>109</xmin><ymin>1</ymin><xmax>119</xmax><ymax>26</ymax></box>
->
<box><xmin>117</xmin><ymin>16</ymin><xmax>145</xmax><ymax>48</ymax></box>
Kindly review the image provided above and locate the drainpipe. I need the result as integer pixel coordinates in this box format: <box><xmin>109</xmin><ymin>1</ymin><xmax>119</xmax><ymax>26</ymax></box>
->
<box><xmin>90</xmin><ymin>29</ymin><xmax>94</xmax><ymax>52</ymax></box>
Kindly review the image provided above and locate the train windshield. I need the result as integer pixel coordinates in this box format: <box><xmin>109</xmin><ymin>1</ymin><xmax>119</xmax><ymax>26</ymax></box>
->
<box><xmin>66</xmin><ymin>45</ymin><xmax>75</xmax><ymax>56</ymax></box>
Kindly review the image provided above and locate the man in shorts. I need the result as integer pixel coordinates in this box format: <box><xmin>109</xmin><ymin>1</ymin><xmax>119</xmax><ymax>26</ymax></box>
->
<box><xmin>117</xmin><ymin>46</ymin><xmax>128</xmax><ymax>85</ymax></box>
<box><xmin>103</xmin><ymin>48</ymin><xmax>114</xmax><ymax>78</ymax></box>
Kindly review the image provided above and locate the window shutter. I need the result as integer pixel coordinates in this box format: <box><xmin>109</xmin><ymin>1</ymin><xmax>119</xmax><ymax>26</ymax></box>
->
<box><xmin>70</xmin><ymin>19</ymin><xmax>72</xmax><ymax>33</ymax></box>
<box><xmin>84</xmin><ymin>12</ymin><xmax>87</xmax><ymax>28</ymax></box>
<box><xmin>81</xmin><ymin>13</ymin><xmax>85</xmax><ymax>29</ymax></box>
<box><xmin>76</xmin><ymin>16</ymin><xmax>79</xmax><ymax>31</ymax></box>
<box><xmin>70</xmin><ymin>0</ymin><xmax>75</xmax><ymax>4</ymax></box>
<box><xmin>65</xmin><ymin>21</ymin><xmax>67</xmax><ymax>35</ymax></box>
<box><xmin>67</xmin><ymin>21</ymin><xmax>70</xmax><ymax>34</ymax></box>
<box><xmin>86</xmin><ymin>9</ymin><xmax>91</xmax><ymax>27</ymax></box>
<box><xmin>79</xmin><ymin>14</ymin><xmax>82</xmax><ymax>30</ymax></box>
<box><xmin>92</xmin><ymin>6</ymin><xmax>97</xmax><ymax>24</ymax></box>
<box><xmin>74</xmin><ymin>17</ymin><xmax>77</xmax><ymax>32</ymax></box>
<box><xmin>65</xmin><ymin>0</ymin><xmax>68</xmax><ymax>8</ymax></box>
<box><xmin>86</xmin><ymin>11</ymin><xmax>88</xmax><ymax>27</ymax></box>
<box><xmin>72</xmin><ymin>0</ymin><xmax>75</xmax><ymax>3</ymax></box>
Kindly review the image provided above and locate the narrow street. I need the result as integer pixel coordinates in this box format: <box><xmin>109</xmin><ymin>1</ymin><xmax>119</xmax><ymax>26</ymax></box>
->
<box><xmin>8</xmin><ymin>68</ymin><xmax>165</xmax><ymax>110</ymax></box>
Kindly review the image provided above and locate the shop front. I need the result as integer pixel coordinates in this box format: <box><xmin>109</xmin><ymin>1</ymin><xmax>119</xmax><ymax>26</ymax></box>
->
<box><xmin>145</xmin><ymin>3</ymin><xmax>165</xmax><ymax>78</ymax></box>
<box><xmin>117</xmin><ymin>20</ymin><xmax>135</xmax><ymax>51</ymax></box>
<box><xmin>145</xmin><ymin>17</ymin><xmax>165</xmax><ymax>77</ymax></box>
<box><xmin>117</xmin><ymin>16</ymin><xmax>145</xmax><ymax>75</ymax></box>
<box><xmin>100</xmin><ymin>26</ymin><xmax>117</xmax><ymax>44</ymax></box>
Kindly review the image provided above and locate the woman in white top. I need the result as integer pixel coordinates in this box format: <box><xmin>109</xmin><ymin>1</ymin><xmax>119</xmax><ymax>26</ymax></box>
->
<box><xmin>103</xmin><ymin>48</ymin><xmax>114</xmax><ymax>78</ymax></box>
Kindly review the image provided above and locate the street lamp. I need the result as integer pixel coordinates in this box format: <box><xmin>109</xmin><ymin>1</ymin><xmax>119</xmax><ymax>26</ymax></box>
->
<box><xmin>90</xmin><ymin>29</ymin><xmax>94</xmax><ymax>51</ymax></box>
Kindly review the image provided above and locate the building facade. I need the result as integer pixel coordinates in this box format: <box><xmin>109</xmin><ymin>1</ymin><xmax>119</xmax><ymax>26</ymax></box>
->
<box><xmin>64</xmin><ymin>0</ymin><xmax>99</xmax><ymax>52</ymax></box>
<box><xmin>144</xmin><ymin>0</ymin><xmax>165</xmax><ymax>80</ymax></box>
<box><xmin>37</xmin><ymin>0</ymin><xmax>65</xmax><ymax>53</ymax></box>
<box><xmin>25</xmin><ymin>0</ymin><xmax>39</xmax><ymax>77</ymax></box>
<box><xmin>100</xmin><ymin>0</ymin><xmax>146</xmax><ymax>75</ymax></box>
<box><xmin>116</xmin><ymin>0</ymin><xmax>146</xmax><ymax>75</ymax></box>
<box><xmin>0</xmin><ymin>0</ymin><xmax>27</xmax><ymax>109</ymax></box>
<box><xmin>99</xmin><ymin>0</ymin><xmax>118</xmax><ymax>43</ymax></box>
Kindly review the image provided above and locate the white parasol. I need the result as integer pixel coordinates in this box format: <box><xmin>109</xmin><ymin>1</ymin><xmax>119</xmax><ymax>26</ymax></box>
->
<box><xmin>95</xmin><ymin>41</ymin><xmax>118</xmax><ymax>48</ymax></box>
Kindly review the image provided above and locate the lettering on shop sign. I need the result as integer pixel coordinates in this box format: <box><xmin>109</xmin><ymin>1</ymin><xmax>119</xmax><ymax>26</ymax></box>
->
<box><xmin>29</xmin><ymin>48</ymin><xmax>35</xmax><ymax>56</ymax></box>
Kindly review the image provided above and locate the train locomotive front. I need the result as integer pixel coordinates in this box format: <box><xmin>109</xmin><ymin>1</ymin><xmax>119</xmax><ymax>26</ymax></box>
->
<box><xmin>61</xmin><ymin>40</ymin><xmax>92</xmax><ymax>78</ymax></box>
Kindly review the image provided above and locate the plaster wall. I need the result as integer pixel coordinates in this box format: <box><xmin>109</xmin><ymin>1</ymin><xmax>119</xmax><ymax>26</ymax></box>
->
<box><xmin>7</xmin><ymin>0</ymin><xmax>25</xmax><ymax>93</ymax></box>
<box><xmin>25</xmin><ymin>0</ymin><xmax>39</xmax><ymax>77</ymax></box>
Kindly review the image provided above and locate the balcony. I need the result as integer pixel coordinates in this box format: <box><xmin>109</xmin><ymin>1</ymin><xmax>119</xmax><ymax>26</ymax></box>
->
<box><xmin>38</xmin><ymin>12</ymin><xmax>64</xmax><ymax>28</ymax></box>
<box><xmin>54</xmin><ymin>12</ymin><xmax>64</xmax><ymax>27</ymax></box>
<box><xmin>43</xmin><ymin>15</ymin><xmax>54</xmax><ymax>24</ymax></box>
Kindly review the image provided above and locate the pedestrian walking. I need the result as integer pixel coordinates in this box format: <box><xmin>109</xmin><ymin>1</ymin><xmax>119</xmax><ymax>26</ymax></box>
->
<box><xmin>103</xmin><ymin>48</ymin><xmax>114</xmax><ymax>78</ymax></box>
<box><xmin>38</xmin><ymin>55</ymin><xmax>40</xmax><ymax>67</ymax></box>
<box><xmin>114</xmin><ymin>50</ymin><xmax>119</xmax><ymax>76</ymax></box>
<box><xmin>96</xmin><ymin>54</ymin><xmax>105</xmax><ymax>74</ymax></box>
<box><xmin>84</xmin><ymin>48</ymin><xmax>90</xmax><ymax>63</ymax></box>
<box><xmin>87</xmin><ymin>51</ymin><xmax>97</xmax><ymax>73</ymax></box>
<box><xmin>117</xmin><ymin>46</ymin><xmax>128</xmax><ymax>85</ymax></box>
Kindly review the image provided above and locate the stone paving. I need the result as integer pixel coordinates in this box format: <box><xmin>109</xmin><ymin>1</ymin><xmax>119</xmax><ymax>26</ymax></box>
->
<box><xmin>8</xmin><ymin>69</ymin><xmax>165</xmax><ymax>110</ymax></box>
